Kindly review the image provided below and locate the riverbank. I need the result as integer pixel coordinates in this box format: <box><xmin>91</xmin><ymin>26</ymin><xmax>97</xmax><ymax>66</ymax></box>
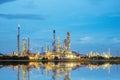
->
<box><xmin>0</xmin><ymin>59</ymin><xmax>120</xmax><ymax>62</ymax></box>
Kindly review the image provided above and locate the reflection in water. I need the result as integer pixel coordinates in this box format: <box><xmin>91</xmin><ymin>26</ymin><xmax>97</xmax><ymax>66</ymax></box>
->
<box><xmin>0</xmin><ymin>62</ymin><xmax>119</xmax><ymax>80</ymax></box>
<box><xmin>17</xmin><ymin>67</ymin><xmax>20</xmax><ymax>80</ymax></box>
<box><xmin>88</xmin><ymin>63</ymin><xmax>111</xmax><ymax>71</ymax></box>
<box><xmin>22</xmin><ymin>66</ymin><xmax>27</xmax><ymax>80</ymax></box>
<box><xmin>88</xmin><ymin>63</ymin><xmax>112</xmax><ymax>74</ymax></box>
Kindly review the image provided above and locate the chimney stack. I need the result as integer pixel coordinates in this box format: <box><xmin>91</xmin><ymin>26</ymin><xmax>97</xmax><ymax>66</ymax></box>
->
<box><xmin>17</xmin><ymin>24</ymin><xmax>20</xmax><ymax>54</ymax></box>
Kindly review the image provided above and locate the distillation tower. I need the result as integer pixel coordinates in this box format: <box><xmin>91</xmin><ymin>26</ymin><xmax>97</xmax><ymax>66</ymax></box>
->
<box><xmin>67</xmin><ymin>32</ymin><xmax>71</xmax><ymax>52</ymax></box>
<box><xmin>58</xmin><ymin>37</ymin><xmax>62</xmax><ymax>53</ymax></box>
<box><xmin>22</xmin><ymin>39</ymin><xmax>27</xmax><ymax>56</ymax></box>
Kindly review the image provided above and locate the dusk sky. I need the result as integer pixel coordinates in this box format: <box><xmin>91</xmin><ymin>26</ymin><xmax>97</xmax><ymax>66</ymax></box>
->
<box><xmin>0</xmin><ymin>0</ymin><xmax>120</xmax><ymax>56</ymax></box>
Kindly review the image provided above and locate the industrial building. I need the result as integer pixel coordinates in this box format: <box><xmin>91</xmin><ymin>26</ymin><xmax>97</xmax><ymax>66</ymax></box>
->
<box><xmin>10</xmin><ymin>24</ymin><xmax>112</xmax><ymax>60</ymax></box>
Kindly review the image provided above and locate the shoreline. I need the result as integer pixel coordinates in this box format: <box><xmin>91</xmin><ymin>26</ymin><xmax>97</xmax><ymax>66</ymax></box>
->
<box><xmin>0</xmin><ymin>59</ymin><xmax>120</xmax><ymax>62</ymax></box>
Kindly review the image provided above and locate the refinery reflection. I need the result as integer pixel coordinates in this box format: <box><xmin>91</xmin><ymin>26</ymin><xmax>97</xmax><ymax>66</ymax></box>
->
<box><xmin>0</xmin><ymin>62</ymin><xmax>116</xmax><ymax>80</ymax></box>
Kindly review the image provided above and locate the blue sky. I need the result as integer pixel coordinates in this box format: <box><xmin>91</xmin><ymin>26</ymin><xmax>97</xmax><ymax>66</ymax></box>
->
<box><xmin>0</xmin><ymin>0</ymin><xmax>120</xmax><ymax>56</ymax></box>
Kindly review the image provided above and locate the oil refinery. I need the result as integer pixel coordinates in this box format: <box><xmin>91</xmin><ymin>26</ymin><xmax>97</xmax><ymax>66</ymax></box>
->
<box><xmin>0</xmin><ymin>24</ymin><xmax>118</xmax><ymax>61</ymax></box>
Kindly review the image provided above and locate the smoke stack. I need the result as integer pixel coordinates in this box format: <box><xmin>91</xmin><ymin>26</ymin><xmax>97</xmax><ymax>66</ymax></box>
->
<box><xmin>52</xmin><ymin>30</ymin><xmax>56</xmax><ymax>52</ymax></box>
<box><xmin>17</xmin><ymin>24</ymin><xmax>20</xmax><ymax>54</ymax></box>
<box><xmin>53</xmin><ymin>30</ymin><xmax>55</xmax><ymax>40</ymax></box>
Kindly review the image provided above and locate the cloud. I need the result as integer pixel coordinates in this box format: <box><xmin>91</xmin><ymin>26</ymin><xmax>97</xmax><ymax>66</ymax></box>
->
<box><xmin>108</xmin><ymin>14</ymin><xmax>120</xmax><ymax>17</ymax></box>
<box><xmin>0</xmin><ymin>0</ymin><xmax>15</xmax><ymax>4</ymax></box>
<box><xmin>79</xmin><ymin>36</ymin><xmax>92</xmax><ymax>43</ymax></box>
<box><xmin>0</xmin><ymin>13</ymin><xmax>45</xmax><ymax>20</ymax></box>
<box><xmin>112</xmin><ymin>38</ymin><xmax>120</xmax><ymax>43</ymax></box>
<box><xmin>105</xmin><ymin>37</ymin><xmax>120</xmax><ymax>44</ymax></box>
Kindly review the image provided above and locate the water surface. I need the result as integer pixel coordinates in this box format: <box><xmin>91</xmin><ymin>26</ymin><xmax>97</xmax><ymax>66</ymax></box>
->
<box><xmin>0</xmin><ymin>62</ymin><xmax>120</xmax><ymax>80</ymax></box>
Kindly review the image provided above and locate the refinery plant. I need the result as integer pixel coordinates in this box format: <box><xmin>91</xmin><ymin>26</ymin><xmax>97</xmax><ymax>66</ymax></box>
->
<box><xmin>0</xmin><ymin>24</ymin><xmax>119</xmax><ymax>61</ymax></box>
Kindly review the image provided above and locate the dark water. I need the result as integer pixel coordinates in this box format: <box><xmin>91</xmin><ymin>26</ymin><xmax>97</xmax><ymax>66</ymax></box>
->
<box><xmin>0</xmin><ymin>61</ymin><xmax>120</xmax><ymax>80</ymax></box>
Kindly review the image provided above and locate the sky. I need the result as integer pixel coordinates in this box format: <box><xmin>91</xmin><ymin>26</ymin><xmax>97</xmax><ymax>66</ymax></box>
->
<box><xmin>0</xmin><ymin>0</ymin><xmax>120</xmax><ymax>56</ymax></box>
